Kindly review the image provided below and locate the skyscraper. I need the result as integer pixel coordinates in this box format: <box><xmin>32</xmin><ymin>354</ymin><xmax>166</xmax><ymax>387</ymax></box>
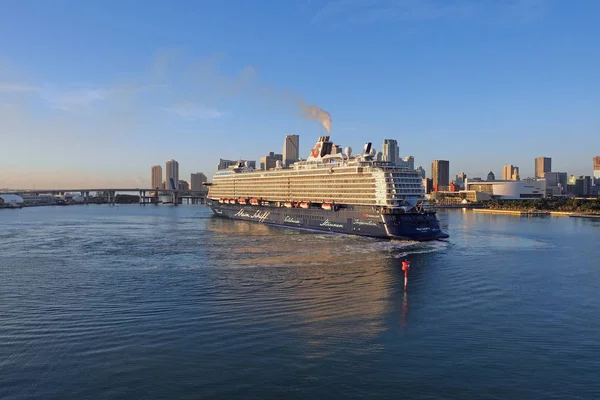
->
<box><xmin>382</xmin><ymin>139</ymin><xmax>399</xmax><ymax>164</ymax></box>
<box><xmin>403</xmin><ymin>156</ymin><xmax>415</xmax><ymax>170</ymax></box>
<box><xmin>431</xmin><ymin>160</ymin><xmax>450</xmax><ymax>191</ymax></box>
<box><xmin>260</xmin><ymin>152</ymin><xmax>283</xmax><ymax>170</ymax></box>
<box><xmin>535</xmin><ymin>157</ymin><xmax>551</xmax><ymax>178</ymax></box>
<box><xmin>594</xmin><ymin>156</ymin><xmax>600</xmax><ymax>180</ymax></box>
<box><xmin>190</xmin><ymin>172</ymin><xmax>208</xmax><ymax>191</ymax></box>
<box><xmin>455</xmin><ymin>172</ymin><xmax>467</xmax><ymax>189</ymax></box>
<box><xmin>151</xmin><ymin>165</ymin><xmax>162</xmax><ymax>190</ymax></box>
<box><xmin>487</xmin><ymin>171</ymin><xmax>496</xmax><ymax>181</ymax></box>
<box><xmin>166</xmin><ymin>159</ymin><xmax>179</xmax><ymax>190</ymax></box>
<box><xmin>283</xmin><ymin>134</ymin><xmax>300</xmax><ymax>166</ymax></box>
<box><xmin>416</xmin><ymin>166</ymin><xmax>426</xmax><ymax>178</ymax></box>
<box><xmin>502</xmin><ymin>165</ymin><xmax>516</xmax><ymax>180</ymax></box>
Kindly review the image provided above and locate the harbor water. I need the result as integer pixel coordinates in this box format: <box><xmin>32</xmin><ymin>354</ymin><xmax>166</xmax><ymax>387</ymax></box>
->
<box><xmin>1</xmin><ymin>206</ymin><xmax>599</xmax><ymax>399</ymax></box>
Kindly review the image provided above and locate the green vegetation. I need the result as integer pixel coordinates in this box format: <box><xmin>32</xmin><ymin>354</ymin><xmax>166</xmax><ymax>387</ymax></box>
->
<box><xmin>488</xmin><ymin>198</ymin><xmax>600</xmax><ymax>213</ymax></box>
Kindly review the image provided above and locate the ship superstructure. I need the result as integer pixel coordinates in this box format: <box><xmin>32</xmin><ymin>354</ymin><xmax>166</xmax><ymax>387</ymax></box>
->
<box><xmin>207</xmin><ymin>136</ymin><xmax>448</xmax><ymax>240</ymax></box>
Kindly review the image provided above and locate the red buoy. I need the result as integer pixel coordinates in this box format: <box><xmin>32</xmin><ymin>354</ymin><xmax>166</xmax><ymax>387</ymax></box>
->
<box><xmin>402</xmin><ymin>260</ymin><xmax>411</xmax><ymax>291</ymax></box>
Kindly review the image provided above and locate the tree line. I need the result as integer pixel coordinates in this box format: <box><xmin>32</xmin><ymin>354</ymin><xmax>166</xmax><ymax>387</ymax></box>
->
<box><xmin>488</xmin><ymin>198</ymin><xmax>600</xmax><ymax>213</ymax></box>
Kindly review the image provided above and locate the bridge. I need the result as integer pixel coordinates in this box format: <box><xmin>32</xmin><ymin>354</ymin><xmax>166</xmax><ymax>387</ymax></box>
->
<box><xmin>1</xmin><ymin>188</ymin><xmax>209</xmax><ymax>206</ymax></box>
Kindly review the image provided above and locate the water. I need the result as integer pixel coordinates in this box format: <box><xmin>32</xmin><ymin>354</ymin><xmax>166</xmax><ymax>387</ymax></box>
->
<box><xmin>1</xmin><ymin>205</ymin><xmax>599</xmax><ymax>399</ymax></box>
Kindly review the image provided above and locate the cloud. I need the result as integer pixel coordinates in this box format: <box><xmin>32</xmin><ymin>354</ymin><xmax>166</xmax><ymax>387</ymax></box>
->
<box><xmin>0</xmin><ymin>83</ymin><xmax>39</xmax><ymax>93</ymax></box>
<box><xmin>311</xmin><ymin>0</ymin><xmax>550</xmax><ymax>25</ymax></box>
<box><xmin>162</xmin><ymin>103</ymin><xmax>224</xmax><ymax>120</ymax></box>
<box><xmin>39</xmin><ymin>86</ymin><xmax>108</xmax><ymax>110</ymax></box>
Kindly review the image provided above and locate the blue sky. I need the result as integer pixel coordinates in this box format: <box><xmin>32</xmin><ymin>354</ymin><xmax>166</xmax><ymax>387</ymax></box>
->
<box><xmin>1</xmin><ymin>0</ymin><xmax>599</xmax><ymax>188</ymax></box>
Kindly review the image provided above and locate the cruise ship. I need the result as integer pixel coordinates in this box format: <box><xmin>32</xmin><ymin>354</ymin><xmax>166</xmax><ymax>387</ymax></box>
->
<box><xmin>206</xmin><ymin>136</ymin><xmax>449</xmax><ymax>240</ymax></box>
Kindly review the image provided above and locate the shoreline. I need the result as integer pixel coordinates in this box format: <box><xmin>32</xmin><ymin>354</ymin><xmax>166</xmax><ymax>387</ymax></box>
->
<box><xmin>472</xmin><ymin>209</ymin><xmax>600</xmax><ymax>218</ymax></box>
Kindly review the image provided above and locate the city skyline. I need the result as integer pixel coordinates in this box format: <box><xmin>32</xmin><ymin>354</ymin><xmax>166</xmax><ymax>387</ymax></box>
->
<box><xmin>1</xmin><ymin>1</ymin><xmax>600</xmax><ymax>188</ymax></box>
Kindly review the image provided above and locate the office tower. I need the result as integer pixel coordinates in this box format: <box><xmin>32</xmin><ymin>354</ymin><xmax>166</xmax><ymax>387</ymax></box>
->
<box><xmin>260</xmin><ymin>152</ymin><xmax>283</xmax><ymax>170</ymax></box>
<box><xmin>190</xmin><ymin>172</ymin><xmax>208</xmax><ymax>191</ymax></box>
<box><xmin>382</xmin><ymin>139</ymin><xmax>399</xmax><ymax>164</ymax></box>
<box><xmin>487</xmin><ymin>171</ymin><xmax>495</xmax><ymax>181</ymax></box>
<box><xmin>431</xmin><ymin>160</ymin><xmax>450</xmax><ymax>192</ymax></box>
<box><xmin>594</xmin><ymin>156</ymin><xmax>600</xmax><ymax>180</ymax></box>
<box><xmin>283</xmin><ymin>134</ymin><xmax>300</xmax><ymax>167</ymax></box>
<box><xmin>416</xmin><ymin>166</ymin><xmax>426</xmax><ymax>179</ymax></box>
<box><xmin>151</xmin><ymin>165</ymin><xmax>162</xmax><ymax>190</ymax></box>
<box><xmin>217</xmin><ymin>159</ymin><xmax>256</xmax><ymax>170</ymax></box>
<box><xmin>178</xmin><ymin>180</ymin><xmax>189</xmax><ymax>190</ymax></box>
<box><xmin>567</xmin><ymin>176</ymin><xmax>592</xmax><ymax>197</ymax></box>
<box><xmin>166</xmin><ymin>159</ymin><xmax>179</xmax><ymax>190</ymax></box>
<box><xmin>403</xmin><ymin>156</ymin><xmax>415</xmax><ymax>170</ymax></box>
<box><xmin>535</xmin><ymin>157</ymin><xmax>551</xmax><ymax>178</ymax></box>
<box><xmin>512</xmin><ymin>166</ymin><xmax>520</xmax><ymax>181</ymax></box>
<box><xmin>455</xmin><ymin>172</ymin><xmax>467</xmax><ymax>189</ymax></box>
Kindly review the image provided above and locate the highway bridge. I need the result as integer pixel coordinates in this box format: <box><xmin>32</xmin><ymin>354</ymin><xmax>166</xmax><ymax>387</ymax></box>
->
<box><xmin>0</xmin><ymin>188</ymin><xmax>209</xmax><ymax>205</ymax></box>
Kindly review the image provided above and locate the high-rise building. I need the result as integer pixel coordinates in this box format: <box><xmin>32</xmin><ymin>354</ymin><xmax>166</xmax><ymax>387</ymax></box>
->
<box><xmin>455</xmin><ymin>172</ymin><xmax>467</xmax><ymax>189</ymax></box>
<box><xmin>217</xmin><ymin>159</ymin><xmax>256</xmax><ymax>170</ymax></box>
<box><xmin>594</xmin><ymin>156</ymin><xmax>600</xmax><ymax>180</ymax></box>
<box><xmin>535</xmin><ymin>157</ymin><xmax>551</xmax><ymax>178</ymax></box>
<box><xmin>178</xmin><ymin>180</ymin><xmax>189</xmax><ymax>190</ymax></box>
<box><xmin>190</xmin><ymin>172</ymin><xmax>208</xmax><ymax>191</ymax></box>
<box><xmin>166</xmin><ymin>159</ymin><xmax>179</xmax><ymax>190</ymax></box>
<box><xmin>487</xmin><ymin>171</ymin><xmax>496</xmax><ymax>181</ymax></box>
<box><xmin>416</xmin><ymin>166</ymin><xmax>426</xmax><ymax>179</ymax></box>
<box><xmin>260</xmin><ymin>152</ymin><xmax>283</xmax><ymax>170</ymax></box>
<box><xmin>283</xmin><ymin>134</ymin><xmax>300</xmax><ymax>167</ymax></box>
<box><xmin>382</xmin><ymin>139</ymin><xmax>399</xmax><ymax>164</ymax></box>
<box><xmin>376</xmin><ymin>151</ymin><xmax>383</xmax><ymax>162</ymax></box>
<box><xmin>431</xmin><ymin>160</ymin><xmax>450</xmax><ymax>192</ymax></box>
<box><xmin>502</xmin><ymin>165</ymin><xmax>520</xmax><ymax>181</ymax></box>
<box><xmin>151</xmin><ymin>165</ymin><xmax>162</xmax><ymax>190</ymax></box>
<box><xmin>403</xmin><ymin>156</ymin><xmax>415</xmax><ymax>170</ymax></box>
<box><xmin>567</xmin><ymin>175</ymin><xmax>592</xmax><ymax>197</ymax></box>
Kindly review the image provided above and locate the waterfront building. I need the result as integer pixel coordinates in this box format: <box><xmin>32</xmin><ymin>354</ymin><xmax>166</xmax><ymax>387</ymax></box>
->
<box><xmin>416</xmin><ymin>166</ymin><xmax>426</xmax><ymax>179</ymax></box>
<box><xmin>544</xmin><ymin>172</ymin><xmax>567</xmax><ymax>195</ymax></box>
<box><xmin>382</xmin><ymin>139</ymin><xmax>399</xmax><ymax>164</ymax></box>
<box><xmin>283</xmin><ymin>134</ymin><xmax>299</xmax><ymax>167</ymax></box>
<box><xmin>431</xmin><ymin>160</ymin><xmax>450</xmax><ymax>192</ymax></box>
<box><xmin>455</xmin><ymin>172</ymin><xmax>467</xmax><ymax>189</ymax></box>
<box><xmin>166</xmin><ymin>159</ymin><xmax>179</xmax><ymax>190</ymax></box>
<box><xmin>594</xmin><ymin>156</ymin><xmax>600</xmax><ymax>180</ymax></box>
<box><xmin>178</xmin><ymin>180</ymin><xmax>190</xmax><ymax>190</ymax></box>
<box><xmin>376</xmin><ymin>151</ymin><xmax>383</xmax><ymax>162</ymax></box>
<box><xmin>217</xmin><ymin>159</ymin><xmax>256</xmax><ymax>171</ymax></box>
<box><xmin>487</xmin><ymin>171</ymin><xmax>496</xmax><ymax>181</ymax></box>
<box><xmin>190</xmin><ymin>173</ymin><xmax>208</xmax><ymax>191</ymax></box>
<box><xmin>260</xmin><ymin>152</ymin><xmax>283</xmax><ymax>171</ymax></box>
<box><xmin>422</xmin><ymin>178</ymin><xmax>433</xmax><ymax>194</ymax></box>
<box><xmin>502</xmin><ymin>165</ymin><xmax>520</xmax><ymax>181</ymax></box>
<box><xmin>151</xmin><ymin>165</ymin><xmax>163</xmax><ymax>190</ymax></box>
<box><xmin>465</xmin><ymin>180</ymin><xmax>546</xmax><ymax>199</ymax></box>
<box><xmin>535</xmin><ymin>157</ymin><xmax>551</xmax><ymax>179</ymax></box>
<box><xmin>403</xmin><ymin>156</ymin><xmax>415</xmax><ymax>170</ymax></box>
<box><xmin>567</xmin><ymin>176</ymin><xmax>592</xmax><ymax>197</ymax></box>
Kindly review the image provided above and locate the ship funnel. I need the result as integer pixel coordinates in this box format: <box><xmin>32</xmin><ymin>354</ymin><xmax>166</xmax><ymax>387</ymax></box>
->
<box><xmin>363</xmin><ymin>142</ymin><xmax>372</xmax><ymax>154</ymax></box>
<box><xmin>344</xmin><ymin>147</ymin><xmax>352</xmax><ymax>158</ymax></box>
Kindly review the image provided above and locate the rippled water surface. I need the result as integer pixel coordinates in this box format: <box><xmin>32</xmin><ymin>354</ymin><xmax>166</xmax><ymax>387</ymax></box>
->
<box><xmin>1</xmin><ymin>205</ymin><xmax>599</xmax><ymax>399</ymax></box>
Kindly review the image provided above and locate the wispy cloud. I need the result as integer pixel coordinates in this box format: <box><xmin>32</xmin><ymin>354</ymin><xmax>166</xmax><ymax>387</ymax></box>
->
<box><xmin>39</xmin><ymin>86</ymin><xmax>108</xmax><ymax>110</ymax></box>
<box><xmin>0</xmin><ymin>83</ymin><xmax>39</xmax><ymax>93</ymax></box>
<box><xmin>311</xmin><ymin>0</ymin><xmax>550</xmax><ymax>25</ymax></box>
<box><xmin>163</xmin><ymin>103</ymin><xmax>224</xmax><ymax>120</ymax></box>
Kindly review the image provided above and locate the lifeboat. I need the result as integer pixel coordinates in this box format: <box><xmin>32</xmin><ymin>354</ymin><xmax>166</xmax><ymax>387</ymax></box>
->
<box><xmin>238</xmin><ymin>198</ymin><xmax>247</xmax><ymax>205</ymax></box>
<box><xmin>229</xmin><ymin>199</ymin><xmax>237</xmax><ymax>204</ymax></box>
<box><xmin>322</xmin><ymin>203</ymin><xmax>333</xmax><ymax>211</ymax></box>
<box><xmin>218</xmin><ymin>199</ymin><xmax>224</xmax><ymax>204</ymax></box>
<box><xmin>250</xmin><ymin>198</ymin><xmax>260</xmax><ymax>206</ymax></box>
<box><xmin>299</xmin><ymin>202</ymin><xmax>310</xmax><ymax>209</ymax></box>
<box><xmin>284</xmin><ymin>201</ymin><xmax>293</xmax><ymax>208</ymax></box>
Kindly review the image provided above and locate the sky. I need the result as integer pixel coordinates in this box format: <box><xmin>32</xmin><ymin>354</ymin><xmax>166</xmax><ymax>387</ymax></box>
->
<box><xmin>1</xmin><ymin>0</ymin><xmax>599</xmax><ymax>189</ymax></box>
